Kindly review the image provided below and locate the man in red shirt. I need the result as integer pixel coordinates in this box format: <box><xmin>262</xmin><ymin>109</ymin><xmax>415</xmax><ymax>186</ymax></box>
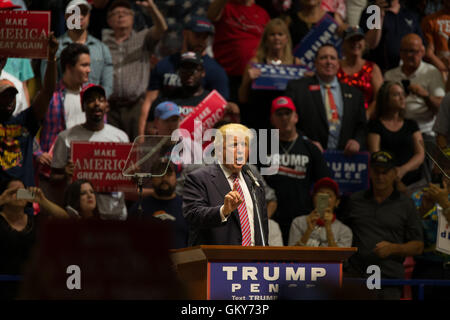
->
<box><xmin>208</xmin><ymin>0</ymin><xmax>270</xmax><ymax>102</ymax></box>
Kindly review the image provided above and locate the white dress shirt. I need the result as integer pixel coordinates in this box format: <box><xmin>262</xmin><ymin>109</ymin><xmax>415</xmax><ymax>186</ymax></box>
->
<box><xmin>219</xmin><ymin>164</ymin><xmax>255</xmax><ymax>246</ymax></box>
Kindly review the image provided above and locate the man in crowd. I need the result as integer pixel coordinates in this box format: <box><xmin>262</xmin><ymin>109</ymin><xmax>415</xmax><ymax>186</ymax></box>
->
<box><xmin>147</xmin><ymin>52</ymin><xmax>239</xmax><ymax>134</ymax></box>
<box><xmin>40</xmin><ymin>0</ymin><xmax>113</xmax><ymax>97</ymax></box>
<box><xmin>128</xmin><ymin>160</ymin><xmax>188</xmax><ymax>249</ymax></box>
<box><xmin>285</xmin><ymin>44</ymin><xmax>367</xmax><ymax>154</ymax></box>
<box><xmin>0</xmin><ymin>34</ymin><xmax>58</xmax><ymax>187</ymax></box>
<box><xmin>183</xmin><ymin>123</ymin><xmax>268</xmax><ymax>246</ymax></box>
<box><xmin>385</xmin><ymin>33</ymin><xmax>445</xmax><ymax>139</ymax></box>
<box><xmin>208</xmin><ymin>0</ymin><xmax>270</xmax><ymax>102</ymax></box>
<box><xmin>265</xmin><ymin>96</ymin><xmax>331</xmax><ymax>244</ymax></box>
<box><xmin>148</xmin><ymin>52</ymin><xmax>210</xmax><ymax>126</ymax></box>
<box><xmin>421</xmin><ymin>1</ymin><xmax>450</xmax><ymax>77</ymax></box>
<box><xmin>140</xmin><ymin>16</ymin><xmax>229</xmax><ymax>136</ymax></box>
<box><xmin>103</xmin><ymin>0</ymin><xmax>167</xmax><ymax>141</ymax></box>
<box><xmin>35</xmin><ymin>43</ymin><xmax>91</xmax><ymax>188</ymax></box>
<box><xmin>359</xmin><ymin>0</ymin><xmax>423</xmax><ymax>72</ymax></box>
<box><xmin>50</xmin><ymin>84</ymin><xmax>129</xmax><ymax>220</ymax></box>
<box><xmin>0</xmin><ymin>58</ymin><xmax>28</xmax><ymax>116</ymax></box>
<box><xmin>343</xmin><ymin>151</ymin><xmax>424</xmax><ymax>300</ymax></box>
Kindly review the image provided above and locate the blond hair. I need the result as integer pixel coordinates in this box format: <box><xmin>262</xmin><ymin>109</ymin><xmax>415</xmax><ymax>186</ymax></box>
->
<box><xmin>255</xmin><ymin>18</ymin><xmax>294</xmax><ymax>65</ymax></box>
<box><xmin>214</xmin><ymin>123</ymin><xmax>253</xmax><ymax>157</ymax></box>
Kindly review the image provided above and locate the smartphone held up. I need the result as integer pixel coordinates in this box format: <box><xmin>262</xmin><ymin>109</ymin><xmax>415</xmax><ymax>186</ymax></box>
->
<box><xmin>316</xmin><ymin>193</ymin><xmax>330</xmax><ymax>218</ymax></box>
<box><xmin>16</xmin><ymin>188</ymin><xmax>35</xmax><ymax>201</ymax></box>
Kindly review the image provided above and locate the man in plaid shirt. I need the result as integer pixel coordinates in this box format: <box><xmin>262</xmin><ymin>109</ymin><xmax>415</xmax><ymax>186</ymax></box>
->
<box><xmin>34</xmin><ymin>43</ymin><xmax>91</xmax><ymax>203</ymax></box>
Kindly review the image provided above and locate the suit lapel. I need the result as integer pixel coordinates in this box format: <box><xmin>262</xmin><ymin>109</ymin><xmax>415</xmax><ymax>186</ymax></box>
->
<box><xmin>210</xmin><ymin>164</ymin><xmax>231</xmax><ymax>200</ymax></box>
<box><xmin>339</xmin><ymin>82</ymin><xmax>351</xmax><ymax>145</ymax></box>
<box><xmin>310</xmin><ymin>78</ymin><xmax>329</xmax><ymax>129</ymax></box>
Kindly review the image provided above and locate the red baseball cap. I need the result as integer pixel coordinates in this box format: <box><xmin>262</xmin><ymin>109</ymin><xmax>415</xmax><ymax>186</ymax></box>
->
<box><xmin>271</xmin><ymin>96</ymin><xmax>296</xmax><ymax>115</ymax></box>
<box><xmin>313</xmin><ymin>177</ymin><xmax>339</xmax><ymax>196</ymax></box>
<box><xmin>80</xmin><ymin>84</ymin><xmax>105</xmax><ymax>105</ymax></box>
<box><xmin>0</xmin><ymin>0</ymin><xmax>21</xmax><ymax>9</ymax></box>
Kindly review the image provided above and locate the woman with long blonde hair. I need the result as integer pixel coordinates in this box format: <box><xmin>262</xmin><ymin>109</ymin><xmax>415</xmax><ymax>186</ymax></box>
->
<box><xmin>238</xmin><ymin>18</ymin><xmax>300</xmax><ymax>130</ymax></box>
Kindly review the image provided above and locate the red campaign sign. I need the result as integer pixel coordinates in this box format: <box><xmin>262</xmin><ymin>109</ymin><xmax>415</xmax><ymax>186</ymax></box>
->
<box><xmin>71</xmin><ymin>141</ymin><xmax>135</xmax><ymax>192</ymax></box>
<box><xmin>0</xmin><ymin>10</ymin><xmax>50</xmax><ymax>58</ymax></box>
<box><xmin>179</xmin><ymin>90</ymin><xmax>227</xmax><ymax>133</ymax></box>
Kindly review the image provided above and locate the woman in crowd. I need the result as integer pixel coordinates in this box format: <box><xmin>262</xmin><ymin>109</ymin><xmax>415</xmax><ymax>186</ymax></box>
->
<box><xmin>0</xmin><ymin>178</ymin><xmax>67</xmax><ymax>299</ymax></box>
<box><xmin>368</xmin><ymin>81</ymin><xmax>425</xmax><ymax>188</ymax></box>
<box><xmin>284</xmin><ymin>0</ymin><xmax>346</xmax><ymax>49</ymax></box>
<box><xmin>288</xmin><ymin>177</ymin><xmax>352</xmax><ymax>247</ymax></box>
<box><xmin>337</xmin><ymin>26</ymin><xmax>383</xmax><ymax>119</ymax></box>
<box><xmin>238</xmin><ymin>18</ymin><xmax>300</xmax><ymax>130</ymax></box>
<box><xmin>64</xmin><ymin>179</ymin><xmax>99</xmax><ymax>219</ymax></box>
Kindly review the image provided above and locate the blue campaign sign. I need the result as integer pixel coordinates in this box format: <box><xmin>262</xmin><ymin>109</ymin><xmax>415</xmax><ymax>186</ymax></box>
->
<box><xmin>208</xmin><ymin>262</ymin><xmax>341</xmax><ymax>300</ymax></box>
<box><xmin>293</xmin><ymin>13</ymin><xmax>342</xmax><ymax>71</ymax></box>
<box><xmin>251</xmin><ymin>63</ymin><xmax>309</xmax><ymax>91</ymax></box>
<box><xmin>323</xmin><ymin>150</ymin><xmax>370</xmax><ymax>194</ymax></box>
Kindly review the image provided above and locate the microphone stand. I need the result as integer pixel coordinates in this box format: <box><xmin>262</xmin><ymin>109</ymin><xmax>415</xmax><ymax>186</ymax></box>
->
<box><xmin>248</xmin><ymin>175</ymin><xmax>266</xmax><ymax>247</ymax></box>
<box><xmin>134</xmin><ymin>173</ymin><xmax>153</xmax><ymax>216</ymax></box>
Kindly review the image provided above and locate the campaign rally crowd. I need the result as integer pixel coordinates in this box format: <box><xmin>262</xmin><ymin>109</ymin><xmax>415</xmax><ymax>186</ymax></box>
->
<box><xmin>1</xmin><ymin>0</ymin><xmax>450</xmax><ymax>300</ymax></box>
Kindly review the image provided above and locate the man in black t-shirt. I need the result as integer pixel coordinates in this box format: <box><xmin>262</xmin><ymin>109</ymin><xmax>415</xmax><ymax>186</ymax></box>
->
<box><xmin>264</xmin><ymin>96</ymin><xmax>331</xmax><ymax>244</ymax></box>
<box><xmin>147</xmin><ymin>51</ymin><xmax>210</xmax><ymax>128</ymax></box>
<box><xmin>147</xmin><ymin>51</ymin><xmax>240</xmax><ymax>134</ymax></box>
<box><xmin>129</xmin><ymin>161</ymin><xmax>188</xmax><ymax>249</ymax></box>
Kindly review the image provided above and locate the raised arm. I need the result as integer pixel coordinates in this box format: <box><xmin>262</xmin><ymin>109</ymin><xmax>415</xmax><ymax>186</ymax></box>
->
<box><xmin>208</xmin><ymin>0</ymin><xmax>228</xmax><ymax>22</ymax></box>
<box><xmin>32</xmin><ymin>33</ymin><xmax>59</xmax><ymax>121</ymax></box>
<box><xmin>137</xmin><ymin>0</ymin><xmax>168</xmax><ymax>41</ymax></box>
<box><xmin>29</xmin><ymin>186</ymin><xmax>69</xmax><ymax>219</ymax></box>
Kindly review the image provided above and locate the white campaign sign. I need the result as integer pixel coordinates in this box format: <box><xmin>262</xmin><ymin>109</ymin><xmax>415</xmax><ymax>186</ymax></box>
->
<box><xmin>436</xmin><ymin>206</ymin><xmax>450</xmax><ymax>255</ymax></box>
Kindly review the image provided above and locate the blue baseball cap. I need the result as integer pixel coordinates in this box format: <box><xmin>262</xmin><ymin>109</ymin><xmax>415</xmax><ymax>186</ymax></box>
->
<box><xmin>343</xmin><ymin>26</ymin><xmax>365</xmax><ymax>41</ymax></box>
<box><xmin>155</xmin><ymin>101</ymin><xmax>180</xmax><ymax>120</ymax></box>
<box><xmin>185</xmin><ymin>16</ymin><xmax>215</xmax><ymax>34</ymax></box>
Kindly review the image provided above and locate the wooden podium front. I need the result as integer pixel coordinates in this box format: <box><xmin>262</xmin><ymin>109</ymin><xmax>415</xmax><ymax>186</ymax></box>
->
<box><xmin>171</xmin><ymin>245</ymin><xmax>357</xmax><ymax>300</ymax></box>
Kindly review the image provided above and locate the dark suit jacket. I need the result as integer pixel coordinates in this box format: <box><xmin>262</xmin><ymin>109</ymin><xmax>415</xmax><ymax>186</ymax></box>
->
<box><xmin>182</xmin><ymin>164</ymin><xmax>268</xmax><ymax>246</ymax></box>
<box><xmin>285</xmin><ymin>76</ymin><xmax>367</xmax><ymax>150</ymax></box>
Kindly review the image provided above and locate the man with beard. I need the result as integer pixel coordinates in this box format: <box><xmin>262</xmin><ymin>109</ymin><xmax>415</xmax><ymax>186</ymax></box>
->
<box><xmin>128</xmin><ymin>161</ymin><xmax>188</xmax><ymax>249</ymax></box>
<box><xmin>50</xmin><ymin>84</ymin><xmax>129</xmax><ymax>220</ymax></box>
<box><xmin>139</xmin><ymin>15</ymin><xmax>229</xmax><ymax>136</ymax></box>
<box><xmin>147</xmin><ymin>51</ymin><xmax>211</xmax><ymax>127</ymax></box>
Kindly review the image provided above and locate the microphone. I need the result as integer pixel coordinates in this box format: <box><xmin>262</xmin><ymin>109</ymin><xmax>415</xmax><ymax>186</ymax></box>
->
<box><xmin>243</xmin><ymin>165</ymin><xmax>260</xmax><ymax>188</ymax></box>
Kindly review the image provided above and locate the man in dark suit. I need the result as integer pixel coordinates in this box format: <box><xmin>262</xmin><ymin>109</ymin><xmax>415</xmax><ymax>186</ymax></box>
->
<box><xmin>182</xmin><ymin>123</ymin><xmax>268</xmax><ymax>246</ymax></box>
<box><xmin>285</xmin><ymin>44</ymin><xmax>367</xmax><ymax>154</ymax></box>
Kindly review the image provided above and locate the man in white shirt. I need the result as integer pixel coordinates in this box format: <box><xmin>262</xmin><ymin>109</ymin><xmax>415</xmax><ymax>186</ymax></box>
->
<box><xmin>384</xmin><ymin>33</ymin><xmax>446</xmax><ymax>137</ymax></box>
<box><xmin>51</xmin><ymin>84</ymin><xmax>129</xmax><ymax>220</ymax></box>
<box><xmin>182</xmin><ymin>123</ymin><xmax>268</xmax><ymax>246</ymax></box>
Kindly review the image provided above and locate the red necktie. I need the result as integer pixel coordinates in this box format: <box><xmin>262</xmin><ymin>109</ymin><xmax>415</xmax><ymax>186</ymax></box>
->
<box><xmin>325</xmin><ymin>84</ymin><xmax>339</xmax><ymax>122</ymax></box>
<box><xmin>231</xmin><ymin>175</ymin><xmax>251</xmax><ymax>246</ymax></box>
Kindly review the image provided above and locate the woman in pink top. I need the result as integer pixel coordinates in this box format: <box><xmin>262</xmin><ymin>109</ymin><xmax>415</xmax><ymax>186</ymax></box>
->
<box><xmin>337</xmin><ymin>26</ymin><xmax>383</xmax><ymax>119</ymax></box>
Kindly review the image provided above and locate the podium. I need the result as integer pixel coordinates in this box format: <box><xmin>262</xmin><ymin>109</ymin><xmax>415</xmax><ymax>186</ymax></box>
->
<box><xmin>171</xmin><ymin>245</ymin><xmax>357</xmax><ymax>300</ymax></box>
